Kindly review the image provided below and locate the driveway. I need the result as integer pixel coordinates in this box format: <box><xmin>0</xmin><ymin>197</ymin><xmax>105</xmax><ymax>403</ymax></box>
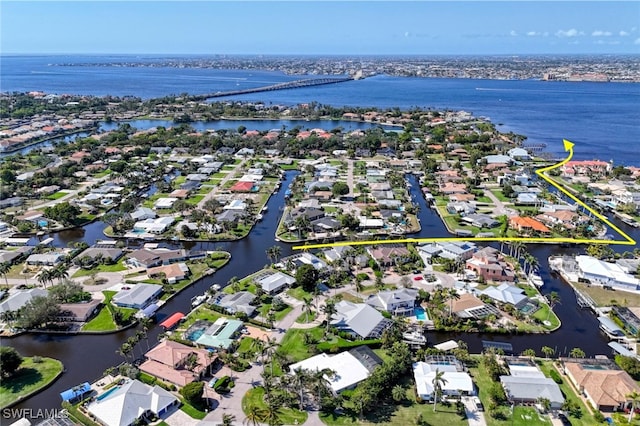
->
<box><xmin>462</xmin><ymin>397</ymin><xmax>487</xmax><ymax>426</ymax></box>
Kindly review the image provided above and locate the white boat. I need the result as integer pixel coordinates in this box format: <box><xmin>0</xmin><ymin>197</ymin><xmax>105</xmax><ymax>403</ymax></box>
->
<box><xmin>211</xmin><ymin>284</ymin><xmax>221</xmax><ymax>292</ymax></box>
<box><xmin>191</xmin><ymin>294</ymin><xmax>208</xmax><ymax>307</ymax></box>
<box><xmin>402</xmin><ymin>331</ymin><xmax>427</xmax><ymax>345</ymax></box>
<box><xmin>256</xmin><ymin>214</ymin><xmax>263</xmax><ymax>221</ymax></box>
<box><xmin>527</xmin><ymin>273</ymin><xmax>544</xmax><ymax>288</ymax></box>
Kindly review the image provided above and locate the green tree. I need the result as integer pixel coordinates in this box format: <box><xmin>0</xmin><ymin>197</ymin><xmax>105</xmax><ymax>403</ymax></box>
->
<box><xmin>0</xmin><ymin>262</ymin><xmax>11</xmax><ymax>289</ymax></box>
<box><xmin>180</xmin><ymin>381</ymin><xmax>204</xmax><ymax>406</ymax></box>
<box><xmin>43</xmin><ymin>202</ymin><xmax>81</xmax><ymax>226</ymax></box>
<box><xmin>541</xmin><ymin>346</ymin><xmax>555</xmax><ymax>359</ymax></box>
<box><xmin>627</xmin><ymin>391</ymin><xmax>640</xmax><ymax>423</ymax></box>
<box><xmin>392</xmin><ymin>384</ymin><xmax>406</xmax><ymax>402</ymax></box>
<box><xmin>16</xmin><ymin>296</ymin><xmax>61</xmax><ymax>329</ymax></box>
<box><xmin>295</xmin><ymin>264</ymin><xmax>318</xmax><ymax>292</ymax></box>
<box><xmin>0</xmin><ymin>346</ymin><xmax>23</xmax><ymax>377</ymax></box>
<box><xmin>546</xmin><ymin>291</ymin><xmax>561</xmax><ymax>321</ymax></box>
<box><xmin>569</xmin><ymin>347</ymin><xmax>586</xmax><ymax>358</ymax></box>
<box><xmin>217</xmin><ymin>413</ymin><xmax>236</xmax><ymax>426</ymax></box>
<box><xmin>331</xmin><ymin>181</ymin><xmax>349</xmax><ymax>198</ymax></box>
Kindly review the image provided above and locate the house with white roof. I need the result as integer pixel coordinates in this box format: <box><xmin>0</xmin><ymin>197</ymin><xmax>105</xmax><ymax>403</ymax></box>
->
<box><xmin>576</xmin><ymin>255</ymin><xmax>640</xmax><ymax>291</ymax></box>
<box><xmin>133</xmin><ymin>217</ymin><xmax>174</xmax><ymax>234</ymax></box>
<box><xmin>130</xmin><ymin>207</ymin><xmax>156</xmax><ymax>221</ymax></box>
<box><xmin>112</xmin><ymin>284</ymin><xmax>162</xmax><ymax>309</ymax></box>
<box><xmin>480</xmin><ymin>283</ymin><xmax>528</xmax><ymax>308</ymax></box>
<box><xmin>87</xmin><ymin>379</ymin><xmax>178</xmax><ymax>426</ymax></box>
<box><xmin>500</xmin><ymin>358</ymin><xmax>564</xmax><ymax>409</ymax></box>
<box><xmin>288</xmin><ymin>347</ymin><xmax>382</xmax><ymax>394</ymax></box>
<box><xmin>413</xmin><ymin>356</ymin><xmax>474</xmax><ymax>401</ymax></box>
<box><xmin>154</xmin><ymin>197</ymin><xmax>178</xmax><ymax>209</ymax></box>
<box><xmin>255</xmin><ymin>270</ymin><xmax>296</xmax><ymax>294</ymax></box>
<box><xmin>366</xmin><ymin>288</ymin><xmax>418</xmax><ymax>316</ymax></box>
<box><xmin>0</xmin><ymin>288</ymin><xmax>48</xmax><ymax>314</ymax></box>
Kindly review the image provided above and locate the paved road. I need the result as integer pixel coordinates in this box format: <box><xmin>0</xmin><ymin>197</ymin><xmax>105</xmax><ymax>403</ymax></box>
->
<box><xmin>462</xmin><ymin>397</ymin><xmax>488</xmax><ymax>426</ymax></box>
<box><xmin>197</xmin><ymin>160</ymin><xmax>245</xmax><ymax>210</ymax></box>
<box><xmin>483</xmin><ymin>188</ymin><xmax>509</xmax><ymax>216</ymax></box>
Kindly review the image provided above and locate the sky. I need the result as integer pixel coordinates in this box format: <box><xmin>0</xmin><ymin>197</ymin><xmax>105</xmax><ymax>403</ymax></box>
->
<box><xmin>2</xmin><ymin>1</ymin><xmax>640</xmax><ymax>55</ymax></box>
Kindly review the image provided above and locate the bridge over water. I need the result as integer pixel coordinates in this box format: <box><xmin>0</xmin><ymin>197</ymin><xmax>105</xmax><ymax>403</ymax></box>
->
<box><xmin>190</xmin><ymin>76</ymin><xmax>354</xmax><ymax>101</ymax></box>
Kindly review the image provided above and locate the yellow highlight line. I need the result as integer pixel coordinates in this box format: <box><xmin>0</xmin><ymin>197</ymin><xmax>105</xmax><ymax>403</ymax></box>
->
<box><xmin>293</xmin><ymin>139</ymin><xmax>637</xmax><ymax>250</ymax></box>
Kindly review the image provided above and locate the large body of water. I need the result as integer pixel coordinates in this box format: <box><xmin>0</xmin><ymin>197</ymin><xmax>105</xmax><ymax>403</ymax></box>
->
<box><xmin>2</xmin><ymin>54</ymin><xmax>639</xmax><ymax>165</ymax></box>
<box><xmin>1</xmin><ymin>55</ymin><xmax>640</xmax><ymax>418</ymax></box>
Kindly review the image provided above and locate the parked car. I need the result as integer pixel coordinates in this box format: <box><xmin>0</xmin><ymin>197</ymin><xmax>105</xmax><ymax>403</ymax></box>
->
<box><xmin>208</xmin><ymin>377</ymin><xmax>218</xmax><ymax>388</ymax></box>
<box><xmin>471</xmin><ymin>397</ymin><xmax>484</xmax><ymax>412</ymax></box>
<box><xmin>558</xmin><ymin>413</ymin><xmax>571</xmax><ymax>425</ymax></box>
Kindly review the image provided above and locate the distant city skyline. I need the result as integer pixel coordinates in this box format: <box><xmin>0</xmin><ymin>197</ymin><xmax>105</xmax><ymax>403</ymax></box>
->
<box><xmin>2</xmin><ymin>1</ymin><xmax>640</xmax><ymax>55</ymax></box>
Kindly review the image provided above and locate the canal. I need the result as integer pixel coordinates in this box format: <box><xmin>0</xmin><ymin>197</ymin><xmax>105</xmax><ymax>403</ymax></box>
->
<box><xmin>4</xmin><ymin>172</ymin><xmax>639</xmax><ymax>415</ymax></box>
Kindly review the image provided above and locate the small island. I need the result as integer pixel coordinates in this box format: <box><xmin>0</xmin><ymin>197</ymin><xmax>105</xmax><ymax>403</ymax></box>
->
<box><xmin>0</xmin><ymin>347</ymin><xmax>64</xmax><ymax>409</ymax></box>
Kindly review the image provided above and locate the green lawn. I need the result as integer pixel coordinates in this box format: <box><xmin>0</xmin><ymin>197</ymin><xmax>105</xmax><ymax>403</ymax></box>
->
<box><xmin>72</xmin><ymin>262</ymin><xmax>127</xmax><ymax>278</ymax></box>
<box><xmin>295</xmin><ymin>310</ymin><xmax>317</xmax><ymax>323</ymax></box>
<box><xmin>179</xmin><ymin>398</ymin><xmax>207</xmax><ymax>419</ymax></box>
<box><xmin>320</xmin><ymin>380</ymin><xmax>467</xmax><ymax>426</ymax></box>
<box><xmin>258</xmin><ymin>304</ymin><xmax>293</xmax><ymax>322</ymax></box>
<box><xmin>490</xmin><ymin>189</ymin><xmax>512</xmax><ymax>203</ymax></box>
<box><xmin>278</xmin><ymin>327</ymin><xmax>325</xmax><ymax>362</ymax></box>
<box><xmin>531</xmin><ymin>304</ymin><xmax>561</xmax><ymax>330</ymax></box>
<box><xmin>286</xmin><ymin>287</ymin><xmax>313</xmax><ymax>301</ymax></box>
<box><xmin>46</xmin><ymin>191</ymin><xmax>69</xmax><ymax>200</ymax></box>
<box><xmin>81</xmin><ymin>305</ymin><xmax>115</xmax><ymax>331</ymax></box>
<box><xmin>185</xmin><ymin>195</ymin><xmax>205</xmax><ymax>205</ymax></box>
<box><xmin>242</xmin><ymin>387</ymin><xmax>308</xmax><ymax>425</ymax></box>
<box><xmin>511</xmin><ymin>407</ymin><xmax>550</xmax><ymax>426</ymax></box>
<box><xmin>177</xmin><ymin>306</ymin><xmax>223</xmax><ymax>333</ymax></box>
<box><xmin>0</xmin><ymin>357</ymin><xmax>63</xmax><ymax>409</ymax></box>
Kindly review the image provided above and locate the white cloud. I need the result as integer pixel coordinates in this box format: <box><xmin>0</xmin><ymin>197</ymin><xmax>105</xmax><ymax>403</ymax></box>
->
<box><xmin>634</xmin><ymin>38</ymin><xmax>640</xmax><ymax>45</ymax></box>
<box><xmin>592</xmin><ymin>30</ymin><xmax>612</xmax><ymax>37</ymax></box>
<box><xmin>404</xmin><ymin>31</ymin><xmax>410</xmax><ymax>38</ymax></box>
<box><xmin>510</xmin><ymin>30</ymin><xmax>518</xmax><ymax>36</ymax></box>
<box><xmin>543</xmin><ymin>32</ymin><xmax>549</xmax><ymax>37</ymax></box>
<box><xmin>556</xmin><ymin>28</ymin><xmax>582</xmax><ymax>38</ymax></box>
<box><xmin>619</xmin><ymin>31</ymin><xmax>630</xmax><ymax>37</ymax></box>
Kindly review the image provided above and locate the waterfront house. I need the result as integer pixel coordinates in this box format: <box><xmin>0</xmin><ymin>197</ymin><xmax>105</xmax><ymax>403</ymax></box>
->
<box><xmin>283</xmin><ymin>252</ymin><xmax>327</xmax><ymax>271</ymax></box>
<box><xmin>480</xmin><ymin>283</ymin><xmax>528</xmax><ymax>308</ymax></box>
<box><xmin>133</xmin><ymin>217</ymin><xmax>175</xmax><ymax>234</ymax></box>
<box><xmin>87</xmin><ymin>379</ymin><xmax>178</xmax><ymax>426</ymax></box>
<box><xmin>56</xmin><ymin>299</ymin><xmax>101</xmax><ymax>322</ymax></box>
<box><xmin>213</xmin><ymin>291</ymin><xmax>256</xmax><ymax>316</ymax></box>
<box><xmin>366</xmin><ymin>246</ymin><xmax>411</xmax><ymax>268</ymax></box>
<box><xmin>331</xmin><ymin>301</ymin><xmax>391</xmax><ymax>339</ymax></box>
<box><xmin>126</xmin><ymin>248</ymin><xmax>196</xmax><ymax>268</ymax></box>
<box><xmin>322</xmin><ymin>245</ymin><xmax>353</xmax><ymax>263</ymax></box>
<box><xmin>509</xmin><ymin>216</ymin><xmax>550</xmax><ymax>234</ymax></box>
<box><xmin>76</xmin><ymin>246</ymin><xmax>124</xmax><ymax>263</ymax></box>
<box><xmin>413</xmin><ymin>356</ymin><xmax>474</xmax><ymax>401</ymax></box>
<box><xmin>139</xmin><ymin>340</ymin><xmax>215</xmax><ymax>387</ymax></box>
<box><xmin>575</xmin><ymin>255</ymin><xmax>640</xmax><ymax>291</ymax></box>
<box><xmin>563</xmin><ymin>360</ymin><xmax>640</xmax><ymax>412</ymax></box>
<box><xmin>466</xmin><ymin>247</ymin><xmax>515</xmax><ymax>282</ymax></box>
<box><xmin>0</xmin><ymin>288</ymin><xmax>48</xmax><ymax>314</ymax></box>
<box><xmin>500</xmin><ymin>358</ymin><xmax>564</xmax><ymax>409</ymax></box>
<box><xmin>451</xmin><ymin>293</ymin><xmax>499</xmax><ymax>319</ymax></box>
<box><xmin>461</xmin><ymin>214</ymin><xmax>499</xmax><ymax>228</ymax></box>
<box><xmin>194</xmin><ymin>317</ymin><xmax>244</xmax><ymax>350</ymax></box>
<box><xmin>147</xmin><ymin>263</ymin><xmax>190</xmax><ymax>284</ymax></box>
<box><xmin>418</xmin><ymin>241</ymin><xmax>477</xmax><ymax>263</ymax></box>
<box><xmin>153</xmin><ymin>197</ymin><xmax>178</xmax><ymax>209</ymax></box>
<box><xmin>366</xmin><ymin>288</ymin><xmax>418</xmax><ymax>316</ymax></box>
<box><xmin>254</xmin><ymin>270</ymin><xmax>296</xmax><ymax>294</ymax></box>
<box><xmin>0</xmin><ymin>246</ymin><xmax>33</xmax><ymax>265</ymax></box>
<box><xmin>112</xmin><ymin>284</ymin><xmax>162</xmax><ymax>309</ymax></box>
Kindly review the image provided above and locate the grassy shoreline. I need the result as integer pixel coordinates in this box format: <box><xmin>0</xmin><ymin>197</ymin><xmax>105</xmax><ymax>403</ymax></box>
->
<box><xmin>0</xmin><ymin>357</ymin><xmax>64</xmax><ymax>409</ymax></box>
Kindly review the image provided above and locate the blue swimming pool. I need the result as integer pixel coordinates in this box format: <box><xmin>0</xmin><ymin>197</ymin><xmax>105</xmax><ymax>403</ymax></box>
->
<box><xmin>186</xmin><ymin>328</ymin><xmax>205</xmax><ymax>341</ymax></box>
<box><xmin>415</xmin><ymin>307</ymin><xmax>427</xmax><ymax>321</ymax></box>
<box><xmin>96</xmin><ymin>386</ymin><xmax>119</xmax><ymax>401</ymax></box>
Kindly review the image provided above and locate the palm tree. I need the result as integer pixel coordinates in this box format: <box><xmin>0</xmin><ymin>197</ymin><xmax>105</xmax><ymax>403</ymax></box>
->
<box><xmin>528</xmin><ymin>255</ymin><xmax>539</xmax><ymax>274</ymax></box>
<box><xmin>432</xmin><ymin>368</ymin><xmax>448</xmax><ymax>412</ymax></box>
<box><xmin>37</xmin><ymin>269</ymin><xmax>51</xmax><ymax>288</ymax></box>
<box><xmin>569</xmin><ymin>347</ymin><xmax>585</xmax><ymax>358</ymax></box>
<box><xmin>0</xmin><ymin>262</ymin><xmax>11</xmax><ymax>289</ymax></box>
<box><xmin>447</xmin><ymin>288</ymin><xmax>460</xmax><ymax>318</ymax></box>
<box><xmin>521</xmin><ymin>348</ymin><xmax>536</xmax><ymax>359</ymax></box>
<box><xmin>627</xmin><ymin>390</ymin><xmax>640</xmax><ymax>423</ymax></box>
<box><xmin>218</xmin><ymin>414</ymin><xmax>236</xmax><ymax>426</ymax></box>
<box><xmin>541</xmin><ymin>346</ymin><xmax>555</xmax><ymax>359</ymax></box>
<box><xmin>290</xmin><ymin>367</ymin><xmax>310</xmax><ymax>409</ymax></box>
<box><xmin>302</xmin><ymin>296</ymin><xmax>315</xmax><ymax>323</ymax></box>
<box><xmin>546</xmin><ymin>291</ymin><xmax>561</xmax><ymax>321</ymax></box>
<box><xmin>266</xmin><ymin>245</ymin><xmax>282</xmax><ymax>265</ymax></box>
<box><xmin>321</xmin><ymin>299</ymin><xmax>338</xmax><ymax>334</ymax></box>
<box><xmin>243</xmin><ymin>404</ymin><xmax>267</xmax><ymax>426</ymax></box>
<box><xmin>392</xmin><ymin>384</ymin><xmax>406</xmax><ymax>402</ymax></box>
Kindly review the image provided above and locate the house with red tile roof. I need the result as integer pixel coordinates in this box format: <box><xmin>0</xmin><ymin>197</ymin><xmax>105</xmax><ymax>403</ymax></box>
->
<box><xmin>230</xmin><ymin>181</ymin><xmax>254</xmax><ymax>192</ymax></box>
<box><xmin>509</xmin><ymin>216</ymin><xmax>551</xmax><ymax>234</ymax></box>
<box><xmin>139</xmin><ymin>340</ymin><xmax>216</xmax><ymax>387</ymax></box>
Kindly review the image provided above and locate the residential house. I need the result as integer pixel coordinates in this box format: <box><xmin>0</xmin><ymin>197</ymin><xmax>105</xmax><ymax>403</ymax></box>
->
<box><xmin>366</xmin><ymin>288</ymin><xmax>418</xmax><ymax>316</ymax></box>
<box><xmin>418</xmin><ymin>241</ymin><xmax>477</xmax><ymax>263</ymax></box>
<box><xmin>561</xmin><ymin>160</ymin><xmax>611</xmax><ymax>177</ymax></box>
<box><xmin>133</xmin><ymin>217</ymin><xmax>175</xmax><ymax>234</ymax></box>
<box><xmin>254</xmin><ymin>270</ymin><xmax>296</xmax><ymax>294</ymax></box>
<box><xmin>575</xmin><ymin>255</ymin><xmax>640</xmax><ymax>291</ymax></box>
<box><xmin>154</xmin><ymin>197</ymin><xmax>178</xmax><ymax>209</ymax></box>
<box><xmin>139</xmin><ymin>340</ymin><xmax>216</xmax><ymax>387</ymax></box>
<box><xmin>331</xmin><ymin>301</ymin><xmax>391</xmax><ymax>339</ymax></box>
<box><xmin>563</xmin><ymin>360</ymin><xmax>640</xmax><ymax>412</ymax></box>
<box><xmin>288</xmin><ymin>347</ymin><xmax>382</xmax><ymax>394</ymax></box>
<box><xmin>509</xmin><ymin>216</ymin><xmax>551</xmax><ymax>234</ymax></box>
<box><xmin>461</xmin><ymin>214</ymin><xmax>499</xmax><ymax>228</ymax></box>
<box><xmin>413</xmin><ymin>356</ymin><xmax>475</xmax><ymax>401</ymax></box>
<box><xmin>76</xmin><ymin>246</ymin><xmax>124</xmax><ymax>263</ymax></box>
<box><xmin>130</xmin><ymin>207</ymin><xmax>156</xmax><ymax>221</ymax></box>
<box><xmin>451</xmin><ymin>293</ymin><xmax>500</xmax><ymax>319</ymax></box>
<box><xmin>87</xmin><ymin>379</ymin><xmax>178</xmax><ymax>426</ymax></box>
<box><xmin>283</xmin><ymin>252</ymin><xmax>327</xmax><ymax>271</ymax></box>
<box><xmin>0</xmin><ymin>288</ymin><xmax>48</xmax><ymax>314</ymax></box>
<box><xmin>26</xmin><ymin>252</ymin><xmax>66</xmax><ymax>266</ymax></box>
<box><xmin>126</xmin><ymin>248</ymin><xmax>196</xmax><ymax>269</ymax></box>
<box><xmin>213</xmin><ymin>291</ymin><xmax>256</xmax><ymax>316</ymax></box>
<box><xmin>56</xmin><ymin>299</ymin><xmax>101</xmax><ymax>322</ymax></box>
<box><xmin>147</xmin><ymin>263</ymin><xmax>190</xmax><ymax>284</ymax></box>
<box><xmin>466</xmin><ymin>247</ymin><xmax>516</xmax><ymax>282</ymax></box>
<box><xmin>194</xmin><ymin>317</ymin><xmax>244</xmax><ymax>350</ymax></box>
<box><xmin>322</xmin><ymin>245</ymin><xmax>353</xmax><ymax>263</ymax></box>
<box><xmin>112</xmin><ymin>284</ymin><xmax>163</xmax><ymax>309</ymax></box>
<box><xmin>0</xmin><ymin>246</ymin><xmax>33</xmax><ymax>265</ymax></box>
<box><xmin>500</xmin><ymin>358</ymin><xmax>564</xmax><ymax>409</ymax></box>
<box><xmin>480</xmin><ymin>283</ymin><xmax>528</xmax><ymax>308</ymax></box>
<box><xmin>366</xmin><ymin>246</ymin><xmax>411</xmax><ymax>267</ymax></box>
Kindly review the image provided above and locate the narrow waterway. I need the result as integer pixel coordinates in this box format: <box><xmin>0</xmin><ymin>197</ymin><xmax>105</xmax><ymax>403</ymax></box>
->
<box><xmin>3</xmin><ymin>171</ymin><xmax>638</xmax><ymax>416</ymax></box>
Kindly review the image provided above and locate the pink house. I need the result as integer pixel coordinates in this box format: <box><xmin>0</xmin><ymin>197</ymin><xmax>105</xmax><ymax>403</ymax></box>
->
<box><xmin>139</xmin><ymin>340</ymin><xmax>216</xmax><ymax>387</ymax></box>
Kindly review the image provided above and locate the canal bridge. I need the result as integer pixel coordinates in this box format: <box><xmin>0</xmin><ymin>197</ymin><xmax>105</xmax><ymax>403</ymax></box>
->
<box><xmin>191</xmin><ymin>76</ymin><xmax>354</xmax><ymax>101</ymax></box>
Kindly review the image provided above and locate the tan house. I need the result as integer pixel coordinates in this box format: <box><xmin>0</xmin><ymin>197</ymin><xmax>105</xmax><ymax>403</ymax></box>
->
<box><xmin>139</xmin><ymin>340</ymin><xmax>216</xmax><ymax>387</ymax></box>
<box><xmin>563</xmin><ymin>361</ymin><xmax>640</xmax><ymax>412</ymax></box>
